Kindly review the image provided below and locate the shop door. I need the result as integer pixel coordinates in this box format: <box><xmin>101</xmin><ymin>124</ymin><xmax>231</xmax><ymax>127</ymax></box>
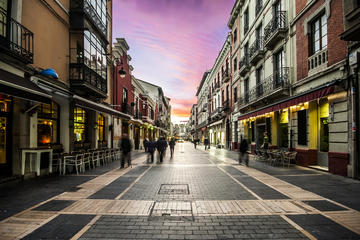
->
<box><xmin>0</xmin><ymin>116</ymin><xmax>10</xmax><ymax>175</ymax></box>
<box><xmin>256</xmin><ymin>124</ymin><xmax>266</xmax><ymax>148</ymax></box>
<box><xmin>318</xmin><ymin>99</ymin><xmax>329</xmax><ymax>167</ymax></box>
<box><xmin>134</xmin><ymin>127</ymin><xmax>140</xmax><ymax>150</ymax></box>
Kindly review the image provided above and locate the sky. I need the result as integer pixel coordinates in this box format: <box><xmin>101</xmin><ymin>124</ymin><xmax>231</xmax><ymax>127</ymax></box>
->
<box><xmin>113</xmin><ymin>0</ymin><xmax>235</xmax><ymax>123</ymax></box>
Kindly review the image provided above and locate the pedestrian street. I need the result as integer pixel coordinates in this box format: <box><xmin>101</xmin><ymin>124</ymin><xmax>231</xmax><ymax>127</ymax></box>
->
<box><xmin>0</xmin><ymin>142</ymin><xmax>359</xmax><ymax>240</ymax></box>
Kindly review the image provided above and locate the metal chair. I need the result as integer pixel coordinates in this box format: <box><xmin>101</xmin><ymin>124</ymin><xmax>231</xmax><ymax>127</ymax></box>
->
<box><xmin>63</xmin><ymin>154</ymin><xmax>83</xmax><ymax>175</ymax></box>
<box><xmin>82</xmin><ymin>152</ymin><xmax>92</xmax><ymax>171</ymax></box>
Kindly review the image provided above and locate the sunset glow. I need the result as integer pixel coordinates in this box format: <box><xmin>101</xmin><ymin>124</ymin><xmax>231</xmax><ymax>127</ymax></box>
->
<box><xmin>113</xmin><ymin>0</ymin><xmax>235</xmax><ymax>122</ymax></box>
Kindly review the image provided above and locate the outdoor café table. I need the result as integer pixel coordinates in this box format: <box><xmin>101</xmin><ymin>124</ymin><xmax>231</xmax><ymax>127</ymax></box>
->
<box><xmin>21</xmin><ymin>147</ymin><xmax>53</xmax><ymax>176</ymax></box>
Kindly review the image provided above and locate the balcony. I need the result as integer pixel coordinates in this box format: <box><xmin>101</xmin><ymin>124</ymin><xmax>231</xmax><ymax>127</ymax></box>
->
<box><xmin>239</xmin><ymin>55</ymin><xmax>250</xmax><ymax>76</ymax></box>
<box><xmin>210</xmin><ymin>107</ymin><xmax>223</xmax><ymax>120</ymax></box>
<box><xmin>121</xmin><ymin>102</ymin><xmax>134</xmax><ymax>116</ymax></box>
<box><xmin>134</xmin><ymin>110</ymin><xmax>142</xmax><ymax>120</ymax></box>
<box><xmin>69</xmin><ymin>63</ymin><xmax>107</xmax><ymax>98</ymax></box>
<box><xmin>0</xmin><ymin>9</ymin><xmax>34</xmax><ymax>64</ymax></box>
<box><xmin>249</xmin><ymin>38</ymin><xmax>264</xmax><ymax>65</ymax></box>
<box><xmin>222</xmin><ymin>100</ymin><xmax>231</xmax><ymax>114</ymax></box>
<box><xmin>222</xmin><ymin>70</ymin><xmax>230</xmax><ymax>83</ymax></box>
<box><xmin>201</xmin><ymin>103</ymin><xmax>208</xmax><ymax>112</ymax></box>
<box><xmin>264</xmin><ymin>11</ymin><xmax>288</xmax><ymax>50</ymax></box>
<box><xmin>70</xmin><ymin>0</ymin><xmax>107</xmax><ymax>40</ymax></box>
<box><xmin>308</xmin><ymin>48</ymin><xmax>328</xmax><ymax>76</ymax></box>
<box><xmin>214</xmin><ymin>82</ymin><xmax>221</xmax><ymax>92</ymax></box>
<box><xmin>239</xmin><ymin>67</ymin><xmax>290</xmax><ymax>109</ymax></box>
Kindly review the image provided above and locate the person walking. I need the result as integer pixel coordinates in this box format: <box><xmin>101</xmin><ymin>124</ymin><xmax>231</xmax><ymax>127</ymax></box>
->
<box><xmin>147</xmin><ymin>139</ymin><xmax>155</xmax><ymax>163</ymax></box>
<box><xmin>193</xmin><ymin>138</ymin><xmax>197</xmax><ymax>149</ymax></box>
<box><xmin>239</xmin><ymin>137</ymin><xmax>249</xmax><ymax>166</ymax></box>
<box><xmin>120</xmin><ymin>133</ymin><xmax>132</xmax><ymax>168</ymax></box>
<box><xmin>156</xmin><ymin>137</ymin><xmax>168</xmax><ymax>163</ymax></box>
<box><xmin>204</xmin><ymin>138</ymin><xmax>209</xmax><ymax>150</ymax></box>
<box><xmin>169</xmin><ymin>138</ymin><xmax>176</xmax><ymax>158</ymax></box>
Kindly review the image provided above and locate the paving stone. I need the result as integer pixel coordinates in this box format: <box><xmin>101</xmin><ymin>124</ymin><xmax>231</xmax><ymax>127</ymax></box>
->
<box><xmin>33</xmin><ymin>199</ymin><xmax>75</xmax><ymax>211</ymax></box>
<box><xmin>79</xmin><ymin>215</ymin><xmax>307</xmax><ymax>240</ymax></box>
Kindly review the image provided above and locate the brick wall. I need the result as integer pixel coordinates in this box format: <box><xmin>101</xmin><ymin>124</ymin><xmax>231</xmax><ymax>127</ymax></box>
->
<box><xmin>296</xmin><ymin>0</ymin><xmax>347</xmax><ymax>81</ymax></box>
<box><xmin>114</xmin><ymin>51</ymin><xmax>134</xmax><ymax>112</ymax></box>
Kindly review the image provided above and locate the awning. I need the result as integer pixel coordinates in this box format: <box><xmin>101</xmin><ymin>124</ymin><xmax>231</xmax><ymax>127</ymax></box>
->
<box><xmin>209</xmin><ymin>119</ymin><xmax>223</xmax><ymax>127</ymax></box>
<box><xmin>0</xmin><ymin>69</ymin><xmax>52</xmax><ymax>104</ymax></box>
<box><xmin>73</xmin><ymin>95</ymin><xmax>131</xmax><ymax>119</ymax></box>
<box><xmin>239</xmin><ymin>83</ymin><xmax>336</xmax><ymax>121</ymax></box>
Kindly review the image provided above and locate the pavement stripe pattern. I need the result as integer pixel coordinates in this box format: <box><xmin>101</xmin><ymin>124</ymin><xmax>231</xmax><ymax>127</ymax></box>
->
<box><xmin>0</xmin><ymin>144</ymin><xmax>359</xmax><ymax>239</ymax></box>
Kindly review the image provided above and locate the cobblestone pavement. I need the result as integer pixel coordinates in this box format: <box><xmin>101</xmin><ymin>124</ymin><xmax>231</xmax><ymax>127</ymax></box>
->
<box><xmin>0</xmin><ymin>143</ymin><xmax>359</xmax><ymax>239</ymax></box>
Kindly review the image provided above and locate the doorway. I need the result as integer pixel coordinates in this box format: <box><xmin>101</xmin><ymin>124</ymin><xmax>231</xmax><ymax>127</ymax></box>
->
<box><xmin>0</xmin><ymin>96</ymin><xmax>11</xmax><ymax>176</ymax></box>
<box><xmin>318</xmin><ymin>99</ymin><xmax>329</xmax><ymax>167</ymax></box>
<box><xmin>256</xmin><ymin>123</ymin><xmax>266</xmax><ymax>148</ymax></box>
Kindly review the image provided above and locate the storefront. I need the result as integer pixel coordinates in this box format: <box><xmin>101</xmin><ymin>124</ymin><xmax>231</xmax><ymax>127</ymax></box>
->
<box><xmin>238</xmin><ymin>82</ymin><xmax>350</xmax><ymax>176</ymax></box>
<box><xmin>0</xmin><ymin>95</ymin><xmax>11</xmax><ymax>176</ymax></box>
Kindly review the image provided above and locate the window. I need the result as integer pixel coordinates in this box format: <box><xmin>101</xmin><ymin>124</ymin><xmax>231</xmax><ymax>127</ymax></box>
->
<box><xmin>310</xmin><ymin>13</ymin><xmax>327</xmax><ymax>55</ymax></box>
<box><xmin>0</xmin><ymin>0</ymin><xmax>8</xmax><ymax>38</ymax></box>
<box><xmin>233</xmin><ymin>28</ymin><xmax>237</xmax><ymax>43</ymax></box>
<box><xmin>123</xmin><ymin>88</ymin><xmax>128</xmax><ymax>103</ymax></box>
<box><xmin>37</xmin><ymin>102</ymin><xmax>59</xmax><ymax>145</ymax></box>
<box><xmin>256</xmin><ymin>66</ymin><xmax>263</xmax><ymax>97</ymax></box>
<box><xmin>233</xmin><ymin>57</ymin><xmax>237</xmax><ymax>71</ymax></box>
<box><xmin>256</xmin><ymin>24</ymin><xmax>262</xmax><ymax>43</ymax></box>
<box><xmin>297</xmin><ymin>110</ymin><xmax>307</xmax><ymax>145</ymax></box>
<box><xmin>244</xmin><ymin>43</ymin><xmax>249</xmax><ymax>60</ymax></box>
<box><xmin>226</xmin><ymin>86</ymin><xmax>229</xmax><ymax>101</ymax></box>
<box><xmin>244</xmin><ymin>8</ymin><xmax>249</xmax><ymax>34</ymax></box>
<box><xmin>74</xmin><ymin>107</ymin><xmax>87</xmax><ymax>142</ymax></box>
<box><xmin>97</xmin><ymin>114</ymin><xmax>105</xmax><ymax>142</ymax></box>
<box><xmin>274</xmin><ymin>49</ymin><xmax>285</xmax><ymax>86</ymax></box>
<box><xmin>244</xmin><ymin>78</ymin><xmax>249</xmax><ymax>103</ymax></box>
<box><xmin>86</xmin><ymin>0</ymin><xmax>107</xmax><ymax>30</ymax></box>
<box><xmin>221</xmin><ymin>90</ymin><xmax>224</xmax><ymax>103</ymax></box>
<box><xmin>256</xmin><ymin>0</ymin><xmax>263</xmax><ymax>15</ymax></box>
<box><xmin>234</xmin><ymin>87</ymin><xmax>238</xmax><ymax>103</ymax></box>
<box><xmin>83</xmin><ymin>30</ymin><xmax>107</xmax><ymax>79</ymax></box>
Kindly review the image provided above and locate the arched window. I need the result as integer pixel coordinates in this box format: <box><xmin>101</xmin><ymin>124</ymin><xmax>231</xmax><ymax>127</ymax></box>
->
<box><xmin>74</xmin><ymin>107</ymin><xmax>87</xmax><ymax>142</ymax></box>
<box><xmin>97</xmin><ymin>114</ymin><xmax>105</xmax><ymax>142</ymax></box>
<box><xmin>37</xmin><ymin>101</ymin><xmax>59</xmax><ymax>145</ymax></box>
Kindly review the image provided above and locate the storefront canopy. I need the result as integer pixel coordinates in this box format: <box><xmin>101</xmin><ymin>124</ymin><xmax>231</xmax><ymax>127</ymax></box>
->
<box><xmin>238</xmin><ymin>83</ymin><xmax>336</xmax><ymax>121</ymax></box>
<box><xmin>0</xmin><ymin>69</ymin><xmax>52</xmax><ymax>104</ymax></box>
<box><xmin>73</xmin><ymin>95</ymin><xmax>131</xmax><ymax>119</ymax></box>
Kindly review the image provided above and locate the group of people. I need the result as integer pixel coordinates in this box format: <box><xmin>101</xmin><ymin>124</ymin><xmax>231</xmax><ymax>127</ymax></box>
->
<box><xmin>143</xmin><ymin>137</ymin><xmax>176</xmax><ymax>163</ymax></box>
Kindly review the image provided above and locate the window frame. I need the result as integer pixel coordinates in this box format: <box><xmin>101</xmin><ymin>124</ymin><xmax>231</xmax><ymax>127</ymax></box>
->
<box><xmin>310</xmin><ymin>12</ymin><xmax>327</xmax><ymax>55</ymax></box>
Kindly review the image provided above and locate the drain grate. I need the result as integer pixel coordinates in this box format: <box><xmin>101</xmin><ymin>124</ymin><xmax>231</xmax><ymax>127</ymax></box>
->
<box><xmin>148</xmin><ymin>201</ymin><xmax>194</xmax><ymax>221</ymax></box>
<box><xmin>158</xmin><ymin>184</ymin><xmax>189</xmax><ymax>195</ymax></box>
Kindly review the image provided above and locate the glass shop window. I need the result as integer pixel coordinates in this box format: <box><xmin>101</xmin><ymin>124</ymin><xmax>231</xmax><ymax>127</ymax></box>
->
<box><xmin>319</xmin><ymin>99</ymin><xmax>329</xmax><ymax>152</ymax></box>
<box><xmin>279</xmin><ymin>110</ymin><xmax>289</xmax><ymax>148</ymax></box>
<box><xmin>74</xmin><ymin>107</ymin><xmax>87</xmax><ymax>142</ymax></box>
<box><xmin>37</xmin><ymin>102</ymin><xmax>59</xmax><ymax>145</ymax></box>
<box><xmin>98</xmin><ymin>114</ymin><xmax>105</xmax><ymax>142</ymax></box>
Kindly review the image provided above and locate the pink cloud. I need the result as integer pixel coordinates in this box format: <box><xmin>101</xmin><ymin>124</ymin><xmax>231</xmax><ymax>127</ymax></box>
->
<box><xmin>113</xmin><ymin>0</ymin><xmax>235</xmax><ymax>119</ymax></box>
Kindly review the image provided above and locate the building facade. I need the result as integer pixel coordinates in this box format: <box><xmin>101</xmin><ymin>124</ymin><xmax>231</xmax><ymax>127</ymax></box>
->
<box><xmin>189</xmin><ymin>0</ymin><xmax>358</xmax><ymax>178</ymax></box>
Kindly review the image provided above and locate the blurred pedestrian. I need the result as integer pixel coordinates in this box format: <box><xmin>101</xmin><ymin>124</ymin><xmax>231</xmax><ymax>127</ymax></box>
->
<box><xmin>239</xmin><ymin>137</ymin><xmax>249</xmax><ymax>166</ymax></box>
<box><xmin>143</xmin><ymin>138</ymin><xmax>148</xmax><ymax>152</ymax></box>
<box><xmin>147</xmin><ymin>139</ymin><xmax>155</xmax><ymax>163</ymax></box>
<box><xmin>120</xmin><ymin>133</ymin><xmax>132</xmax><ymax>168</ymax></box>
<box><xmin>204</xmin><ymin>138</ymin><xmax>209</xmax><ymax>150</ymax></box>
<box><xmin>156</xmin><ymin>137</ymin><xmax>168</xmax><ymax>163</ymax></box>
<box><xmin>193</xmin><ymin>139</ymin><xmax>197</xmax><ymax>149</ymax></box>
<box><xmin>262</xmin><ymin>132</ymin><xmax>269</xmax><ymax>150</ymax></box>
<box><xmin>169</xmin><ymin>138</ymin><xmax>176</xmax><ymax>158</ymax></box>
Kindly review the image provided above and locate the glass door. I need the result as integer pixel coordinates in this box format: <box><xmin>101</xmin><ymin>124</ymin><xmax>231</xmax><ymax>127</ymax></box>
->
<box><xmin>0</xmin><ymin>117</ymin><xmax>6</xmax><ymax>166</ymax></box>
<box><xmin>318</xmin><ymin>98</ymin><xmax>329</xmax><ymax>167</ymax></box>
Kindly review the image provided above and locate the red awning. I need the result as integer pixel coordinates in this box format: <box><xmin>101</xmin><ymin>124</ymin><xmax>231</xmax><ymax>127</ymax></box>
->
<box><xmin>238</xmin><ymin>85</ymin><xmax>335</xmax><ymax>121</ymax></box>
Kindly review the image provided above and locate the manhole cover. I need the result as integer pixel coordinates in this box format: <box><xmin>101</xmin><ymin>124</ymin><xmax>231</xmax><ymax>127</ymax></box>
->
<box><xmin>158</xmin><ymin>184</ymin><xmax>189</xmax><ymax>195</ymax></box>
<box><xmin>149</xmin><ymin>201</ymin><xmax>193</xmax><ymax>221</ymax></box>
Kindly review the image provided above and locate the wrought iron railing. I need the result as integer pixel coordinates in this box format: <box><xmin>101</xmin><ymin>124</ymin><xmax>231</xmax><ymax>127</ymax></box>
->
<box><xmin>0</xmin><ymin>8</ymin><xmax>34</xmax><ymax>63</ymax></box>
<box><xmin>264</xmin><ymin>11</ymin><xmax>287</xmax><ymax>44</ymax></box>
<box><xmin>222</xmin><ymin>70</ymin><xmax>230</xmax><ymax>82</ymax></box>
<box><xmin>69</xmin><ymin>63</ymin><xmax>107</xmax><ymax>94</ymax></box>
<box><xmin>249</xmin><ymin>37</ymin><xmax>264</xmax><ymax>60</ymax></box>
<box><xmin>239</xmin><ymin>55</ymin><xmax>249</xmax><ymax>71</ymax></box>
<box><xmin>240</xmin><ymin>67</ymin><xmax>290</xmax><ymax>106</ymax></box>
